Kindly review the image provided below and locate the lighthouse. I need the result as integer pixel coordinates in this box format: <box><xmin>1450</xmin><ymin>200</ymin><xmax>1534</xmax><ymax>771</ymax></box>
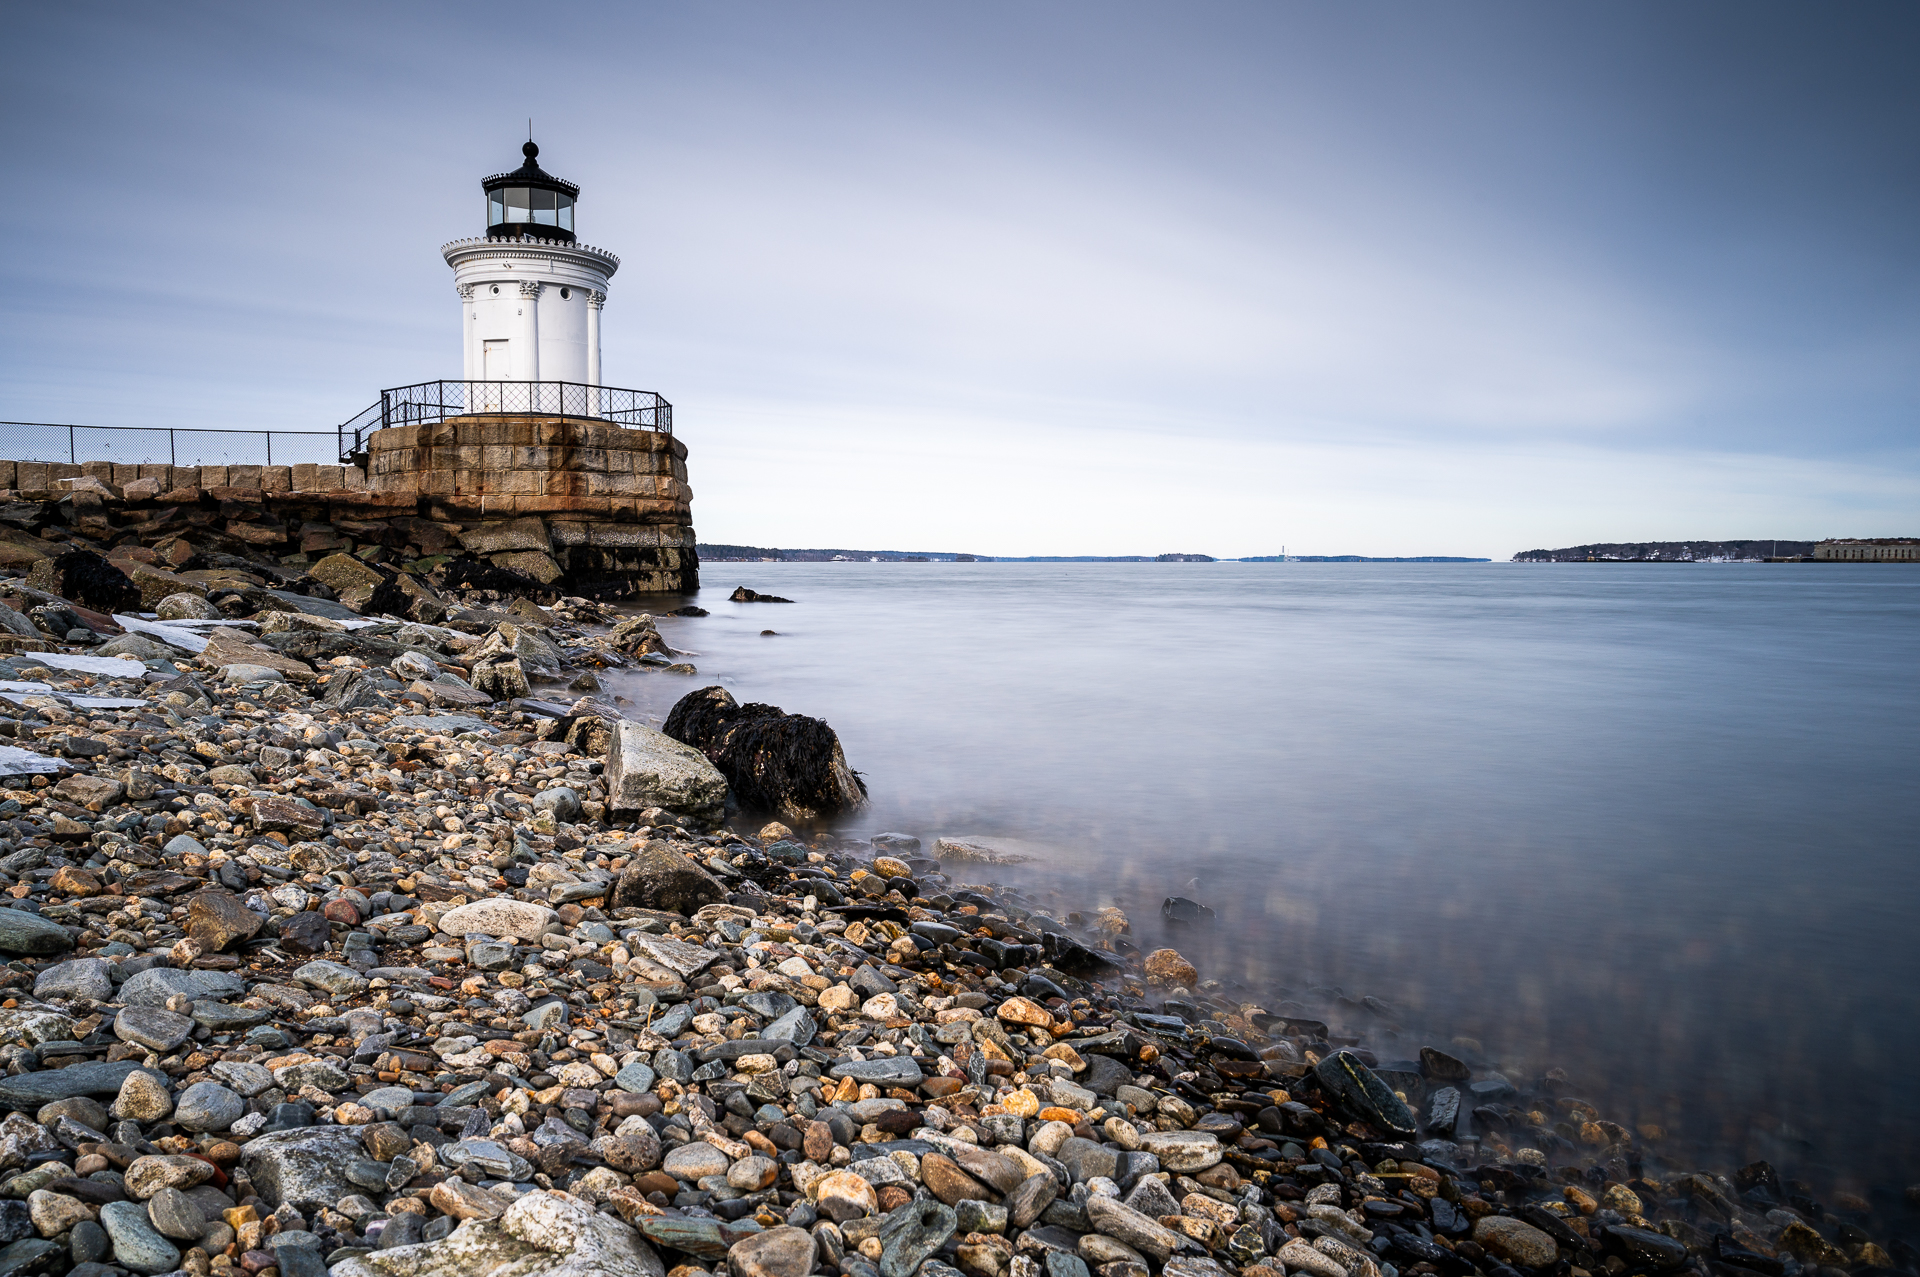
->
<box><xmin>442</xmin><ymin>141</ymin><xmax>619</xmax><ymax>388</ymax></box>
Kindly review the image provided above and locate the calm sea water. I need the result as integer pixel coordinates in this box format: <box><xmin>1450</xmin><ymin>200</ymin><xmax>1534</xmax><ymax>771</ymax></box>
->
<box><xmin>607</xmin><ymin>562</ymin><xmax>1920</xmax><ymax>1199</ymax></box>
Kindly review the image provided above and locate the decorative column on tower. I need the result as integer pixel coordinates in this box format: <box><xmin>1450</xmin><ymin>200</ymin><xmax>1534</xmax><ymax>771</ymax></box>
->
<box><xmin>442</xmin><ymin>140</ymin><xmax>620</xmax><ymax>397</ymax></box>
<box><xmin>517</xmin><ymin>280</ymin><xmax>542</xmax><ymax>382</ymax></box>
<box><xmin>456</xmin><ymin>284</ymin><xmax>478</xmax><ymax>379</ymax></box>
<box><xmin>586</xmin><ymin>290</ymin><xmax>606</xmax><ymax>387</ymax></box>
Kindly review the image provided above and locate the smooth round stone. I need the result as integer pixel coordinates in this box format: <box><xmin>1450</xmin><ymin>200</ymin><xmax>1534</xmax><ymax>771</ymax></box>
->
<box><xmin>172</xmin><ymin>1082</ymin><xmax>244</xmax><ymax>1133</ymax></box>
<box><xmin>813</xmin><ymin>1170</ymin><xmax>878</xmax><ymax>1223</ymax></box>
<box><xmin>155</xmin><ymin>594</ymin><xmax>219</xmax><ymax>621</ymax></box>
<box><xmin>359</xmin><ymin>1086</ymin><xmax>415</xmax><ymax>1114</ymax></box>
<box><xmin>98</xmin><ymin>1200</ymin><xmax>181</xmax><ymax>1275</ymax></box>
<box><xmin>144</xmin><ymin>1187</ymin><xmax>204</xmax><ymax>1241</ymax></box>
<box><xmin>662</xmin><ymin>1141</ymin><xmax>731</xmax><ymax>1181</ymax></box>
<box><xmin>601</xmin><ymin>1128</ymin><xmax>661</xmax><ymax>1174</ymax></box>
<box><xmin>531</xmin><ymin>787</ymin><xmax>582</xmax><ymax>823</ymax></box>
<box><xmin>727</xmin><ymin>1155</ymin><xmax>778</xmax><ymax>1191</ymax></box>
<box><xmin>220</xmin><ymin>664</ymin><xmax>284</xmax><ymax>685</ymax></box>
<box><xmin>727</xmin><ymin>1225</ymin><xmax>816</xmax><ymax>1277</ymax></box>
<box><xmin>1473</xmin><ymin>1217</ymin><xmax>1560</xmax><ymax>1269</ymax></box>
<box><xmin>70</xmin><ymin>1220</ymin><xmax>109</xmax><ymax>1264</ymax></box>
<box><xmin>613</xmin><ymin>1061</ymin><xmax>656</xmax><ymax>1094</ymax></box>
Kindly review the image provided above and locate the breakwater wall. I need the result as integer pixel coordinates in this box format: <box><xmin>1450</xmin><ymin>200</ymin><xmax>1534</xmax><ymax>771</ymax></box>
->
<box><xmin>0</xmin><ymin>414</ymin><xmax>697</xmax><ymax>598</ymax></box>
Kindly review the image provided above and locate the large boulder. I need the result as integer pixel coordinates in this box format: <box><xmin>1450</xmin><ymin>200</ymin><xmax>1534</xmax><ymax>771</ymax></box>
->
<box><xmin>663</xmin><ymin>686</ymin><xmax>866</xmax><ymax>823</ymax></box>
<box><xmin>609</xmin><ymin>841</ymin><xmax>727</xmax><ymax>916</ymax></box>
<box><xmin>603</xmin><ymin>721</ymin><xmax>727</xmax><ymax>824</ymax></box>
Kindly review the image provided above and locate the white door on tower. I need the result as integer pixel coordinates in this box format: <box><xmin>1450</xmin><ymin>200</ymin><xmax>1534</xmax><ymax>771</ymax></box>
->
<box><xmin>481</xmin><ymin>340</ymin><xmax>509</xmax><ymax>408</ymax></box>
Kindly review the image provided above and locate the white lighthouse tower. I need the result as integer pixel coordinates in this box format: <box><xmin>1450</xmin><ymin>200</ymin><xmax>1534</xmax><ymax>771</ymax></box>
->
<box><xmin>442</xmin><ymin>141</ymin><xmax>619</xmax><ymax>391</ymax></box>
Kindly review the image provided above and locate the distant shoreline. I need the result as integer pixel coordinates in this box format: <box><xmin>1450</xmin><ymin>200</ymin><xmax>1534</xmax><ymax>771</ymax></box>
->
<box><xmin>697</xmin><ymin>543</ymin><xmax>1491</xmax><ymax>564</ymax></box>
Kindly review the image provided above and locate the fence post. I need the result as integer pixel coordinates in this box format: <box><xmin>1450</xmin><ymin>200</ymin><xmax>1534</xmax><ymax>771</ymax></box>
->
<box><xmin>68</xmin><ymin>425</ymin><xmax>75</xmax><ymax>465</ymax></box>
<box><xmin>266</xmin><ymin>432</ymin><xmax>272</xmax><ymax>466</ymax></box>
<box><xmin>170</xmin><ymin>430</ymin><xmax>176</xmax><ymax>467</ymax></box>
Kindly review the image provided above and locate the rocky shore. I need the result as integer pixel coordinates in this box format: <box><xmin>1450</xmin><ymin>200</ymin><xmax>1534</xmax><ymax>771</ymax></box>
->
<box><xmin>0</xmin><ymin>570</ymin><xmax>1907</xmax><ymax>1277</ymax></box>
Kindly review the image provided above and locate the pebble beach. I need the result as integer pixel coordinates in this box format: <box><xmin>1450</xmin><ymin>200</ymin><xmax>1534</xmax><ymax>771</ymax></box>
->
<box><xmin>0</xmin><ymin>577</ymin><xmax>1908</xmax><ymax>1277</ymax></box>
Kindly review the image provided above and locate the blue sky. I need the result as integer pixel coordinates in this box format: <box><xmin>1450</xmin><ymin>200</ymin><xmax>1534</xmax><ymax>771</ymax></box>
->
<box><xmin>3</xmin><ymin>2</ymin><xmax>1916</xmax><ymax>557</ymax></box>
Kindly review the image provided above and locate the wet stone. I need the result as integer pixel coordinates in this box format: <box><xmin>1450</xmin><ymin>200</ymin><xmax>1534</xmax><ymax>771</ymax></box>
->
<box><xmin>1313</xmin><ymin>1050</ymin><xmax>1416</xmax><ymax>1137</ymax></box>
<box><xmin>1474</xmin><ymin>1217</ymin><xmax>1560</xmax><ymax>1269</ymax></box>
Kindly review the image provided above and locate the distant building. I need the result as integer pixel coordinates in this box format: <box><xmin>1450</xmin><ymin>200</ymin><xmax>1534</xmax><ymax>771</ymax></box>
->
<box><xmin>1813</xmin><ymin>539</ymin><xmax>1920</xmax><ymax>561</ymax></box>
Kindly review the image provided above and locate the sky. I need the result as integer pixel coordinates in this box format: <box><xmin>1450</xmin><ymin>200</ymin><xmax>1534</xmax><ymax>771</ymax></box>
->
<box><xmin>3</xmin><ymin>2</ymin><xmax>1917</xmax><ymax>558</ymax></box>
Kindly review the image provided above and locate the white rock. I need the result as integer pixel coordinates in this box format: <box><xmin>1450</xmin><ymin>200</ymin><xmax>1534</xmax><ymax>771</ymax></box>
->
<box><xmin>1137</xmin><ymin>1129</ymin><xmax>1221</xmax><ymax>1172</ymax></box>
<box><xmin>436</xmin><ymin>899</ymin><xmax>557</xmax><ymax>942</ymax></box>
<box><xmin>332</xmin><ymin>1188</ymin><xmax>664</xmax><ymax>1277</ymax></box>
<box><xmin>603</xmin><ymin>721</ymin><xmax>727</xmax><ymax>820</ymax></box>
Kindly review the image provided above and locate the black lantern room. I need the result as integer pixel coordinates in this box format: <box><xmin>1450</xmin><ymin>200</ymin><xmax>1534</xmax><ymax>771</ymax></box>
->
<box><xmin>482</xmin><ymin>141</ymin><xmax>579</xmax><ymax>243</ymax></box>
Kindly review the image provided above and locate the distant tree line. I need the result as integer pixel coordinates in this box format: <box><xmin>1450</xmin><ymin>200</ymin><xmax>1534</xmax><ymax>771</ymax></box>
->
<box><xmin>696</xmin><ymin>544</ymin><xmax>981</xmax><ymax>563</ymax></box>
<box><xmin>1512</xmin><ymin>540</ymin><xmax>1815</xmax><ymax>562</ymax></box>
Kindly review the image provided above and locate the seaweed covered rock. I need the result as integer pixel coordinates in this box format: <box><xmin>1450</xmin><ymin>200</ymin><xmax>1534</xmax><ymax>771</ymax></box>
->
<box><xmin>664</xmin><ymin>685</ymin><xmax>866</xmax><ymax>822</ymax></box>
<box><xmin>25</xmin><ymin>550</ymin><xmax>141</xmax><ymax>614</ymax></box>
<box><xmin>439</xmin><ymin>559</ymin><xmax>559</xmax><ymax>603</ymax></box>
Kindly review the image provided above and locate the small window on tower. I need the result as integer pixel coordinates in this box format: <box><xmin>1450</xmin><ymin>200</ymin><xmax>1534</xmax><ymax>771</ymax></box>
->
<box><xmin>557</xmin><ymin>194</ymin><xmax>574</xmax><ymax>233</ymax></box>
<box><xmin>505</xmin><ymin>187</ymin><xmax>531</xmax><ymax>222</ymax></box>
<box><xmin>560</xmin><ymin>288</ymin><xmax>571</xmax><ymax>300</ymax></box>
<box><xmin>532</xmin><ymin>189</ymin><xmax>557</xmax><ymax>226</ymax></box>
<box><xmin>488</xmin><ymin>189</ymin><xmax>505</xmax><ymax>226</ymax></box>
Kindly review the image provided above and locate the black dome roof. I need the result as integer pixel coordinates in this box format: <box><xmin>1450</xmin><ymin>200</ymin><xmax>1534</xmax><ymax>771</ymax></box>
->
<box><xmin>481</xmin><ymin>141</ymin><xmax>579</xmax><ymax>199</ymax></box>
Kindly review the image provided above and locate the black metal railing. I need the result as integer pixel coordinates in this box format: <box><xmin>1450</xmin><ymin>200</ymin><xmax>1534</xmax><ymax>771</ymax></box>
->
<box><xmin>0</xmin><ymin>421</ymin><xmax>345</xmax><ymax>469</ymax></box>
<box><xmin>338</xmin><ymin>380</ymin><xmax>671</xmax><ymax>463</ymax></box>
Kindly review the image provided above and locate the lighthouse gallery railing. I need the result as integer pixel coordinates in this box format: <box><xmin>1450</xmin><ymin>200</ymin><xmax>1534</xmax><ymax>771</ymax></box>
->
<box><xmin>337</xmin><ymin>380</ymin><xmax>672</xmax><ymax>465</ymax></box>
